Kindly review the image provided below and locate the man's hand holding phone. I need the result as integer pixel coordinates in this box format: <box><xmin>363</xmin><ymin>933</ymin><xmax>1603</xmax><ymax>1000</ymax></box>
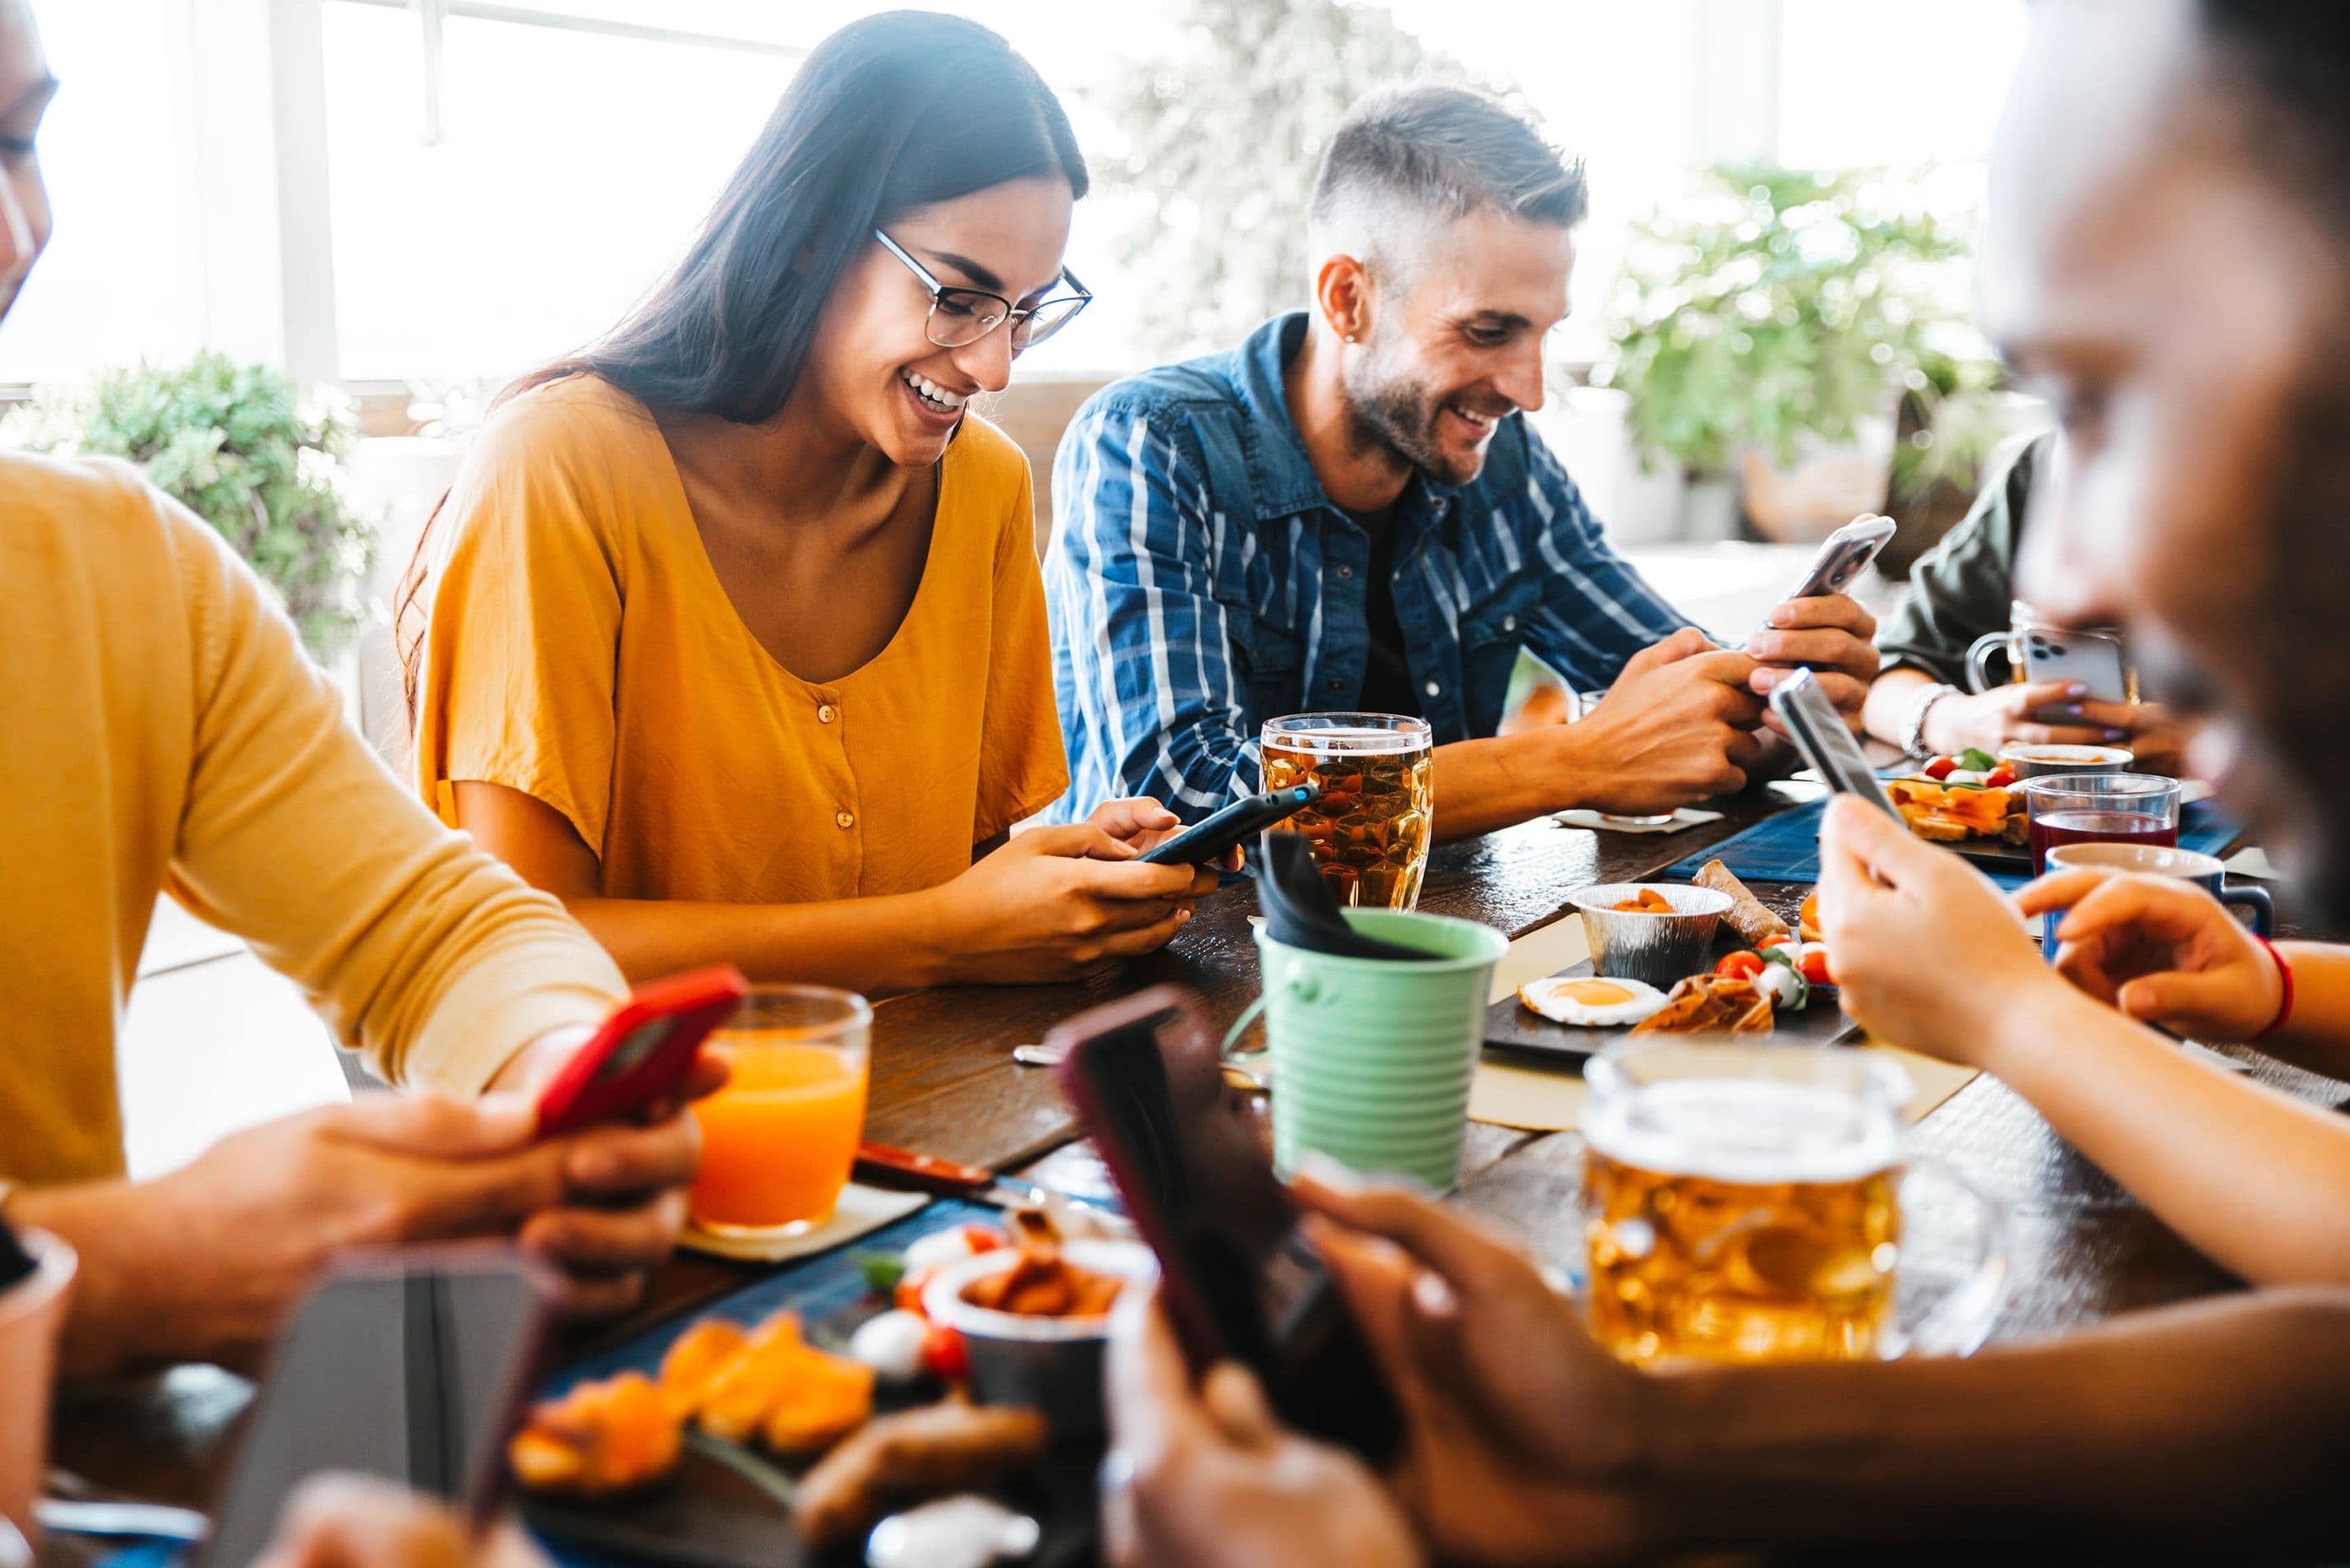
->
<box><xmin>1102</xmin><ymin>1289</ymin><xmax>1422</xmax><ymax>1568</ymax></box>
<box><xmin>1744</xmin><ymin>514</ymin><xmax>1889</xmax><ymax>738</ymax></box>
<box><xmin>1291</xmin><ymin>1170</ymin><xmax>1652</xmax><ymax>1568</ymax></box>
<box><xmin>1554</xmin><ymin>629</ymin><xmax>1766</xmax><ymax>814</ymax></box>
<box><xmin>1747</xmin><ymin>593</ymin><xmax>1880</xmax><ymax>737</ymax></box>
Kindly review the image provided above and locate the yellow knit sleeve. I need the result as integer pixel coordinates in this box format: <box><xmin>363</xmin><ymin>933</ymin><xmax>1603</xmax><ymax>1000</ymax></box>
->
<box><xmin>160</xmin><ymin>489</ymin><xmax>625</xmax><ymax>1094</ymax></box>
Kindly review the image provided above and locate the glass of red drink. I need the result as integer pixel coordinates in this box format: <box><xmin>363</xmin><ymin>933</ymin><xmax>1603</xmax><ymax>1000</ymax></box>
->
<box><xmin>2023</xmin><ymin>772</ymin><xmax>2183</xmax><ymax>876</ymax></box>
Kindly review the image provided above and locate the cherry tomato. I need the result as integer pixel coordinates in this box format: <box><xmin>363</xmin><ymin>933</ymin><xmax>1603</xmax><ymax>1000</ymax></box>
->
<box><xmin>921</xmin><ymin>1322</ymin><xmax>969</xmax><ymax>1382</ymax></box>
<box><xmin>1714</xmin><ymin>951</ymin><xmax>1766</xmax><ymax>981</ymax></box>
<box><xmin>960</xmin><ymin>1224</ymin><xmax>1008</xmax><ymax>1254</ymax></box>
<box><xmin>1799</xmin><ymin>948</ymin><xmax>1835</xmax><ymax>987</ymax></box>
<box><xmin>1921</xmin><ymin>756</ymin><xmax>1958</xmax><ymax>782</ymax></box>
<box><xmin>1982</xmin><ymin>764</ymin><xmax>2018</xmax><ymax>790</ymax></box>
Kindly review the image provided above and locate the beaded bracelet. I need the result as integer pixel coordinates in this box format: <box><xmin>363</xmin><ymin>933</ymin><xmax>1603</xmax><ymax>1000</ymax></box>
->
<box><xmin>2251</xmin><ymin>936</ymin><xmax>2295</xmax><ymax>1043</ymax></box>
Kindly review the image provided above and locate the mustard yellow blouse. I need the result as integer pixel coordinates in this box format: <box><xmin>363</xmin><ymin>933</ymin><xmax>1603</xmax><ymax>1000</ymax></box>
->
<box><xmin>415</xmin><ymin>375</ymin><xmax>1068</xmax><ymax>905</ymax></box>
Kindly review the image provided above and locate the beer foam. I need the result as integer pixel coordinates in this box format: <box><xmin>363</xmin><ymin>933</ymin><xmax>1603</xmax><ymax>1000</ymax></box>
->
<box><xmin>1267</xmin><ymin>725</ymin><xmax>1430</xmax><ymax>756</ymax></box>
<box><xmin>1586</xmin><ymin>1078</ymin><xmax>1900</xmax><ymax>1186</ymax></box>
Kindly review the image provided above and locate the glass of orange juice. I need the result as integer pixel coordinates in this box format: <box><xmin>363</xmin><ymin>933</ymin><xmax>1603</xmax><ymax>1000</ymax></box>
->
<box><xmin>689</xmin><ymin>986</ymin><xmax>872</xmax><ymax>1236</ymax></box>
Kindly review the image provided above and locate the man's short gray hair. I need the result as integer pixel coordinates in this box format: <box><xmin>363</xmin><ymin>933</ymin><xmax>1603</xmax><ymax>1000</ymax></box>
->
<box><xmin>1309</xmin><ymin>83</ymin><xmax>1586</xmax><ymax>263</ymax></box>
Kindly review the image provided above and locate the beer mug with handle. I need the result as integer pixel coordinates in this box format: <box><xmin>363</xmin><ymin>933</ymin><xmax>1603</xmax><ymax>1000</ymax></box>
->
<box><xmin>1581</xmin><ymin>1038</ymin><xmax>2008</xmax><ymax>1366</ymax></box>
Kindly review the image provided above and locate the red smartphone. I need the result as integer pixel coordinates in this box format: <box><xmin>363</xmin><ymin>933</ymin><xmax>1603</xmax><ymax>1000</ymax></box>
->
<box><xmin>533</xmin><ymin>964</ymin><xmax>749</xmax><ymax>1136</ymax></box>
<box><xmin>195</xmin><ymin>1246</ymin><xmax>555</xmax><ymax>1568</ymax></box>
<box><xmin>1050</xmin><ymin>985</ymin><xmax>1403</xmax><ymax>1462</ymax></box>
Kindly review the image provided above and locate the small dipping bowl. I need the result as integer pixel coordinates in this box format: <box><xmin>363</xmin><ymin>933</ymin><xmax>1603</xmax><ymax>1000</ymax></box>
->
<box><xmin>1995</xmin><ymin>742</ymin><xmax>2136</xmax><ymax>780</ymax></box>
<box><xmin>1567</xmin><ymin>884</ymin><xmax>1732</xmax><ymax>988</ymax></box>
<box><xmin>923</xmin><ymin>1240</ymin><xmax>1157</xmax><ymax>1439</ymax></box>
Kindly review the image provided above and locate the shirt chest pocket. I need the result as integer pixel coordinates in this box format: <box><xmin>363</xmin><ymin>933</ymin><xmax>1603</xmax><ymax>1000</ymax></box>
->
<box><xmin>1230</xmin><ymin>617</ymin><xmax>1306</xmax><ymax>727</ymax></box>
<box><xmin>1456</xmin><ymin>583</ymin><xmax>1540</xmax><ymax>733</ymax></box>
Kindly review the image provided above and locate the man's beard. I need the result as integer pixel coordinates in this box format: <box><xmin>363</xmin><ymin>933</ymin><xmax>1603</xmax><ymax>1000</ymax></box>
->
<box><xmin>1341</xmin><ymin>342</ymin><xmax>1477</xmax><ymax>486</ymax></box>
<box><xmin>2214</xmin><ymin>352</ymin><xmax>2350</xmax><ymax>925</ymax></box>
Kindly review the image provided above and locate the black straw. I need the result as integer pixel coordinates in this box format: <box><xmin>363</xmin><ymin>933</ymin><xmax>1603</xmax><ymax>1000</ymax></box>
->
<box><xmin>1257</xmin><ymin>831</ymin><xmax>1440</xmax><ymax>961</ymax></box>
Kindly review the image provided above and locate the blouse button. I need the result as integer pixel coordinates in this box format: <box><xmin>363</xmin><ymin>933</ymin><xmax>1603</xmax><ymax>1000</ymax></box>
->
<box><xmin>1424</xmin><ymin>681</ymin><xmax>1441</xmax><ymax>698</ymax></box>
<box><xmin>1335</xmin><ymin>564</ymin><xmax>1354</xmax><ymax>580</ymax></box>
<box><xmin>1502</xmin><ymin>614</ymin><xmax>1517</xmax><ymax>632</ymax></box>
<box><xmin>817</xmin><ymin>703</ymin><xmax>838</xmax><ymax>724</ymax></box>
<box><xmin>835</xmin><ymin>810</ymin><xmax>856</xmax><ymax>830</ymax></box>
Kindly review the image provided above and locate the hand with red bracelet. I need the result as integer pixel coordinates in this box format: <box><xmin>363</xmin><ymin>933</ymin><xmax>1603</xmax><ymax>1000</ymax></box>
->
<box><xmin>2014</xmin><ymin>870</ymin><xmax>2287</xmax><ymax>1041</ymax></box>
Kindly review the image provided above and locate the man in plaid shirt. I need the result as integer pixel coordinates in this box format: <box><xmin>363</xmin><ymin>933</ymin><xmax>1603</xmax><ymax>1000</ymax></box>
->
<box><xmin>1046</xmin><ymin>85</ymin><xmax>1878</xmax><ymax>833</ymax></box>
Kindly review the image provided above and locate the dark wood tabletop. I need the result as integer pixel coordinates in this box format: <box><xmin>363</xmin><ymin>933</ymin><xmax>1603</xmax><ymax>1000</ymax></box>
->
<box><xmin>47</xmin><ymin>780</ymin><xmax>2350</xmax><ymax>1533</ymax></box>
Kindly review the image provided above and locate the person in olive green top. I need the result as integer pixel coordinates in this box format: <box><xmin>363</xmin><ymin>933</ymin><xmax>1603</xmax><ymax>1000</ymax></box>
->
<box><xmin>1863</xmin><ymin>433</ymin><xmax>2187</xmax><ymax>770</ymax></box>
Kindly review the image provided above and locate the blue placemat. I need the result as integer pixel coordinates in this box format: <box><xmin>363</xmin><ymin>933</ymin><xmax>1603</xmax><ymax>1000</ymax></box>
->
<box><xmin>1661</xmin><ymin>797</ymin><xmax>2243</xmax><ymax>891</ymax></box>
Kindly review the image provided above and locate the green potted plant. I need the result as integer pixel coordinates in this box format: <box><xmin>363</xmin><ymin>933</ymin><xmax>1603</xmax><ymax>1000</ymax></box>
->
<box><xmin>7</xmin><ymin>351</ymin><xmax>375</xmax><ymax>656</ymax></box>
<box><xmin>1597</xmin><ymin>164</ymin><xmax>2005</xmax><ymax>542</ymax></box>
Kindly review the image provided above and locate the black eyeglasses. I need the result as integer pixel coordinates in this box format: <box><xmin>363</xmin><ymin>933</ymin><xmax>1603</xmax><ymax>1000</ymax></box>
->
<box><xmin>873</xmin><ymin>228</ymin><xmax>1092</xmax><ymax>351</ymax></box>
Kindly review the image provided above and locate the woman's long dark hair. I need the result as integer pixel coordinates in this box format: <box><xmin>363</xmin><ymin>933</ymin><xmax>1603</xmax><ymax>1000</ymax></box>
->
<box><xmin>395</xmin><ymin>11</ymin><xmax>1087</xmax><ymax>723</ymax></box>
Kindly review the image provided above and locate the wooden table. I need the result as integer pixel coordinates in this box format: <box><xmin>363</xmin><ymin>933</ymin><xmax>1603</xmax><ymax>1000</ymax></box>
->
<box><xmin>49</xmin><ymin>782</ymin><xmax>2350</xmax><ymax>1523</ymax></box>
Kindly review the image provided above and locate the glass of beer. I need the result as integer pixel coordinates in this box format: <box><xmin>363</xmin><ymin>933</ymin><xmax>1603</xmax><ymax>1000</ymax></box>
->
<box><xmin>689</xmin><ymin>986</ymin><xmax>871</xmax><ymax>1236</ymax></box>
<box><xmin>1260</xmin><ymin>712</ymin><xmax>1435</xmax><ymax>909</ymax></box>
<box><xmin>1582</xmin><ymin>1037</ymin><xmax>2006</xmax><ymax>1366</ymax></box>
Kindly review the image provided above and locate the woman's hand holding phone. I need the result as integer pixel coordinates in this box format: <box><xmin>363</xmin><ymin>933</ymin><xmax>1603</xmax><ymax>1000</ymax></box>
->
<box><xmin>928</xmin><ymin>818</ymin><xmax>1206</xmax><ymax>984</ymax></box>
<box><xmin>1915</xmin><ymin>681</ymin><xmax>2189</xmax><ymax>771</ymax></box>
<box><xmin>1088</xmin><ymin>796</ymin><xmax>1243</xmax><ymax>880</ymax></box>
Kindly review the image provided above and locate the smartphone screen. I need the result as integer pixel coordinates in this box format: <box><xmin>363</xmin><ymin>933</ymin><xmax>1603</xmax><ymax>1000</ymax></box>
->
<box><xmin>1053</xmin><ymin>989</ymin><xmax>1403</xmax><ymax>1462</ymax></box>
<box><xmin>198</xmin><ymin>1256</ymin><xmax>548</xmax><ymax>1568</ymax></box>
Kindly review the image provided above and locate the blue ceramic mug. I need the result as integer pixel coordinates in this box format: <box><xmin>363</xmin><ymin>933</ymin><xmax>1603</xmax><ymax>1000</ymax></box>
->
<box><xmin>2039</xmin><ymin>841</ymin><xmax>2273</xmax><ymax>957</ymax></box>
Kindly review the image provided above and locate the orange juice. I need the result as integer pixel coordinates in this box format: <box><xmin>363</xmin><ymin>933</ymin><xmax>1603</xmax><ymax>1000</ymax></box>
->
<box><xmin>689</xmin><ymin>1035</ymin><xmax>869</xmax><ymax>1232</ymax></box>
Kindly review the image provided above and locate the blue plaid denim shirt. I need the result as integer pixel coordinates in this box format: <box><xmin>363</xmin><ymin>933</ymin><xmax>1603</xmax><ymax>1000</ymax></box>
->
<box><xmin>1042</xmin><ymin>312</ymin><xmax>1691</xmax><ymax>821</ymax></box>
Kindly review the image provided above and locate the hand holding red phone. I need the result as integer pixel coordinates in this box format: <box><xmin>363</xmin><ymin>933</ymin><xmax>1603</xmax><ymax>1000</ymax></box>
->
<box><xmin>492</xmin><ymin>966</ymin><xmax>747</xmax><ymax>1313</ymax></box>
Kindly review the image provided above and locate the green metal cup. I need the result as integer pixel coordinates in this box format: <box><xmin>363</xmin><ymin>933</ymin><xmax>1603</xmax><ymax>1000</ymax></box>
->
<box><xmin>1243</xmin><ymin>908</ymin><xmax>1509</xmax><ymax>1190</ymax></box>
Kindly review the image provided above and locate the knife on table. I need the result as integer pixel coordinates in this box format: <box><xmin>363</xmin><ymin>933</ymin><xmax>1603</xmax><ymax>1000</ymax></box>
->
<box><xmin>853</xmin><ymin>1141</ymin><xmax>1124</xmax><ymax>1221</ymax></box>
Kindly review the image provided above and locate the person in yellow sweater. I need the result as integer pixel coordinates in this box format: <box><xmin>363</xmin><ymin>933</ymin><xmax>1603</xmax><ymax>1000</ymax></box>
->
<box><xmin>398</xmin><ymin>14</ymin><xmax>1222</xmax><ymax>993</ymax></box>
<box><xmin>0</xmin><ymin>0</ymin><xmax>703</xmax><ymax>1378</ymax></box>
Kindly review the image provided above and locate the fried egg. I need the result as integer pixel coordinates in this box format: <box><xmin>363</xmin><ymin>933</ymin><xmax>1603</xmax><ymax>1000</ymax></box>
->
<box><xmin>1518</xmin><ymin>975</ymin><xmax>1671</xmax><ymax>1028</ymax></box>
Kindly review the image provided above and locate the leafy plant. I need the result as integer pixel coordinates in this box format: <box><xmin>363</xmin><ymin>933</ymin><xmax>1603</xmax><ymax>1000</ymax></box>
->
<box><xmin>8</xmin><ymin>351</ymin><xmax>375</xmax><ymax>655</ymax></box>
<box><xmin>1093</xmin><ymin>0</ymin><xmax>1496</xmax><ymax>358</ymax></box>
<box><xmin>1597</xmin><ymin>165</ymin><xmax>2004</xmax><ymax>501</ymax></box>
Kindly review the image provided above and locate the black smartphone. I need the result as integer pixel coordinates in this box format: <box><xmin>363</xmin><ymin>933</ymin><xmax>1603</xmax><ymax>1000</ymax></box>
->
<box><xmin>1050</xmin><ymin>986</ymin><xmax>1403</xmax><ymax>1463</ymax></box>
<box><xmin>1770</xmin><ymin>667</ymin><xmax>1901</xmax><ymax>819</ymax></box>
<box><xmin>1139</xmin><ymin>782</ymin><xmax>1321</xmax><ymax>866</ymax></box>
<box><xmin>195</xmin><ymin>1248</ymin><xmax>554</xmax><ymax>1568</ymax></box>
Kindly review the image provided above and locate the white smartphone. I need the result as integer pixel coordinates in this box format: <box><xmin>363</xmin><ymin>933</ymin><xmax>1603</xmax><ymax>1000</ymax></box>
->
<box><xmin>1770</xmin><ymin>668</ymin><xmax>1901</xmax><ymax>820</ymax></box>
<box><xmin>1784</xmin><ymin>514</ymin><xmax>1897</xmax><ymax>602</ymax></box>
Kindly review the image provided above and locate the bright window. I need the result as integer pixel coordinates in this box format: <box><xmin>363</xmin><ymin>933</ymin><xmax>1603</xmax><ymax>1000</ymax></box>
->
<box><xmin>0</xmin><ymin>0</ymin><xmax>206</xmax><ymax>384</ymax></box>
<box><xmin>321</xmin><ymin>3</ymin><xmax>793</xmax><ymax>383</ymax></box>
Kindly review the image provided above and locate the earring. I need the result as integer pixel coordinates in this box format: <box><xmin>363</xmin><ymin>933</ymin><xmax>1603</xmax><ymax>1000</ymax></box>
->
<box><xmin>1344</xmin><ymin>333</ymin><xmax>1358</xmax><ymax>344</ymax></box>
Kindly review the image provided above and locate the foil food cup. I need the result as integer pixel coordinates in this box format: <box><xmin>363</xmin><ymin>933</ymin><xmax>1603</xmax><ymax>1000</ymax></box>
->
<box><xmin>1566</xmin><ymin>884</ymin><xmax>1733</xmax><ymax>989</ymax></box>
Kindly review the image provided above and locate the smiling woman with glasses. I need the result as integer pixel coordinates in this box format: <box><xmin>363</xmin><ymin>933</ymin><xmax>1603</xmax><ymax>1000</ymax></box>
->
<box><xmin>392</xmin><ymin>13</ymin><xmax>1219</xmax><ymax>1000</ymax></box>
